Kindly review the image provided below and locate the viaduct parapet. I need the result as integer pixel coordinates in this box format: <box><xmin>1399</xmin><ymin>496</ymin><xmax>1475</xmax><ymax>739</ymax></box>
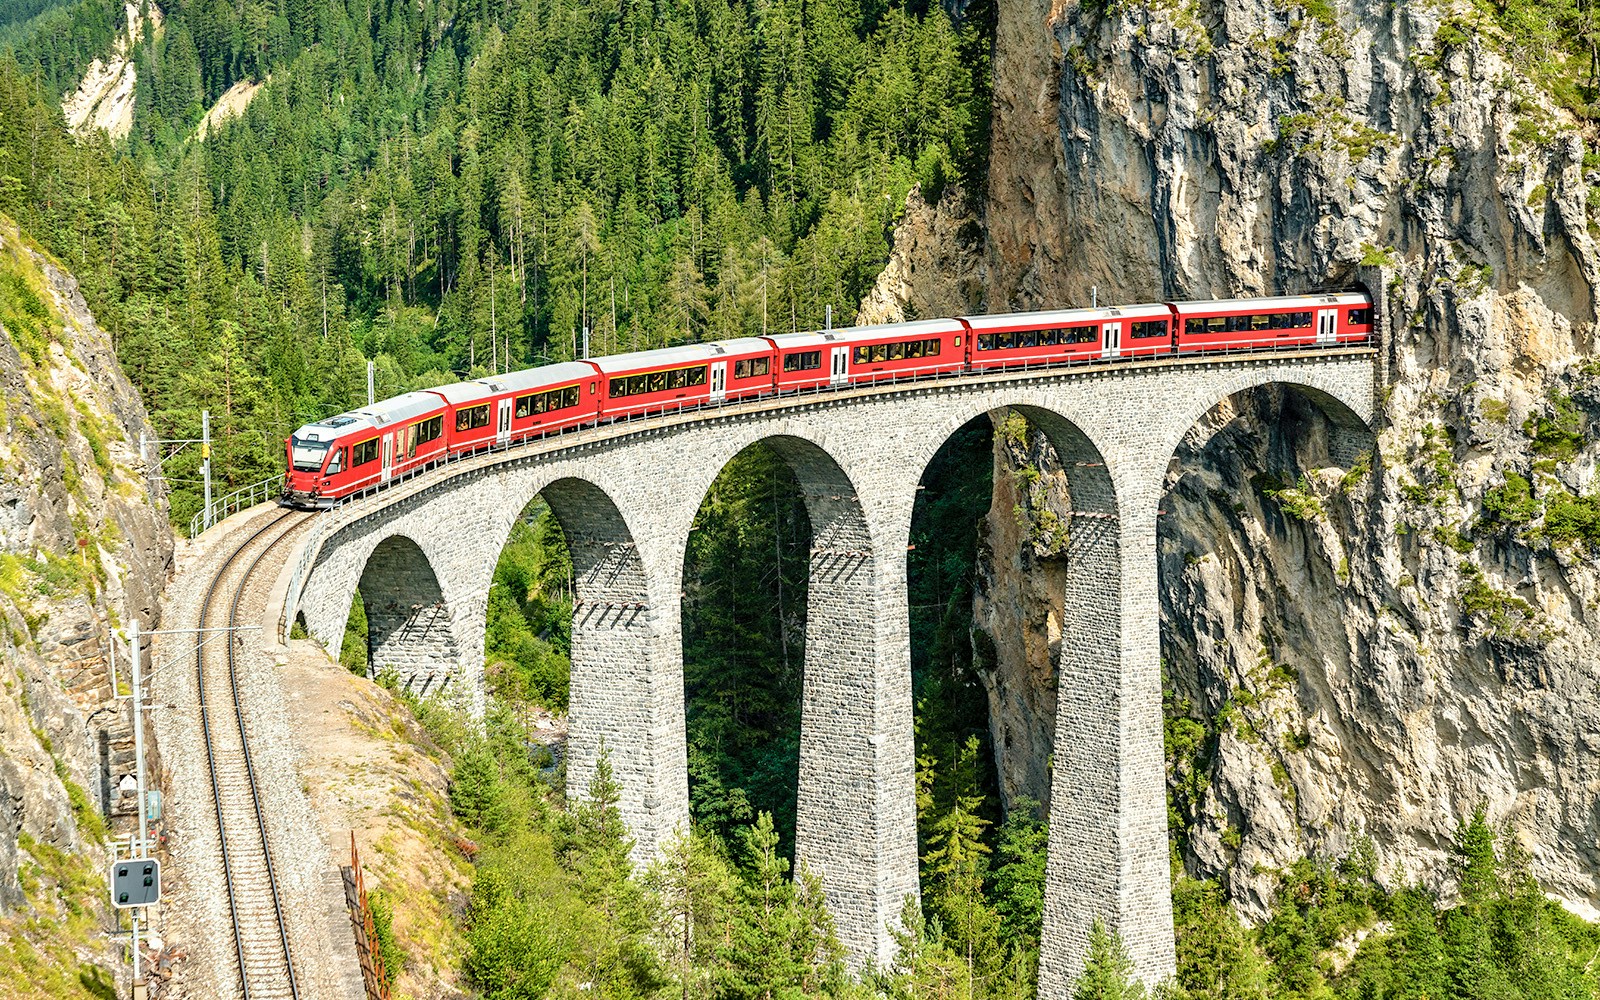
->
<box><xmin>281</xmin><ymin>349</ymin><xmax>1377</xmax><ymax>990</ymax></box>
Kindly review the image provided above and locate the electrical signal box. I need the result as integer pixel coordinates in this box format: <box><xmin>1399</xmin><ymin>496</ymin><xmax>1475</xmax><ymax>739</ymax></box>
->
<box><xmin>112</xmin><ymin>858</ymin><xmax>160</xmax><ymax>908</ymax></box>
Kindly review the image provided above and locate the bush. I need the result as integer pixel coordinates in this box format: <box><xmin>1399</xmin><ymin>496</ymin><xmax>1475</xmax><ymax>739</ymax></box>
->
<box><xmin>1481</xmin><ymin>472</ymin><xmax>1540</xmax><ymax>526</ymax></box>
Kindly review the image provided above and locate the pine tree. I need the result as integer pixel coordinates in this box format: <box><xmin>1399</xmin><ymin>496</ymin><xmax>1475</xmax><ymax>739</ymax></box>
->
<box><xmin>1074</xmin><ymin>920</ymin><xmax>1147</xmax><ymax>1000</ymax></box>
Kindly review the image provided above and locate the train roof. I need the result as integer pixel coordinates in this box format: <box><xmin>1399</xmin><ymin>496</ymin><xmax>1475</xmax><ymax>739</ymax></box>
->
<box><xmin>1172</xmin><ymin>291</ymin><xmax>1368</xmax><ymax>314</ymax></box>
<box><xmin>474</xmin><ymin>362</ymin><xmax>599</xmax><ymax>394</ymax></box>
<box><xmin>962</xmin><ymin>303</ymin><xmax>1171</xmax><ymax>331</ymax></box>
<box><xmin>291</xmin><ymin>390</ymin><xmax>445</xmax><ymax>441</ymax></box>
<box><xmin>588</xmin><ymin>338</ymin><xmax>773</xmax><ymax>374</ymax></box>
<box><xmin>356</xmin><ymin>390</ymin><xmax>448</xmax><ymax>425</ymax></box>
<box><xmin>766</xmin><ymin>318</ymin><xmax>965</xmax><ymax>350</ymax></box>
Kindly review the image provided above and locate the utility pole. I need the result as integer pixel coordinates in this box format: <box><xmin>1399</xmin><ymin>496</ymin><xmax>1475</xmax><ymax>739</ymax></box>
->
<box><xmin>128</xmin><ymin>620</ymin><xmax>150</xmax><ymax>999</ymax></box>
<box><xmin>582</xmin><ymin>324</ymin><xmax>589</xmax><ymax>360</ymax></box>
<box><xmin>200</xmin><ymin>410</ymin><xmax>212</xmax><ymax>533</ymax></box>
<box><xmin>825</xmin><ymin>304</ymin><xmax>832</xmax><ymax>332</ymax></box>
<box><xmin>367</xmin><ymin>360</ymin><xmax>376</xmax><ymax>406</ymax></box>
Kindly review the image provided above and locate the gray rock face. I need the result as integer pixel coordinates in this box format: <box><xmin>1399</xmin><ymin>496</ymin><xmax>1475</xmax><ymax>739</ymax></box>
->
<box><xmin>0</xmin><ymin>217</ymin><xmax>172</xmax><ymax>914</ymax></box>
<box><xmin>976</xmin><ymin>0</ymin><xmax>1600</xmax><ymax>919</ymax></box>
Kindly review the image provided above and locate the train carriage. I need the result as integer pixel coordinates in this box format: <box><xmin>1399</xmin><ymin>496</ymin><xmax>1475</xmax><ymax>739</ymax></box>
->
<box><xmin>594</xmin><ymin>338</ymin><xmax>775</xmax><ymax>419</ymax></box>
<box><xmin>765</xmin><ymin>331</ymin><xmax>847</xmax><ymax>391</ymax></box>
<box><xmin>1172</xmin><ymin>292</ymin><xmax>1372</xmax><ymax>354</ymax></box>
<box><xmin>284</xmin><ymin>391</ymin><xmax>449</xmax><ymax>505</ymax></box>
<box><xmin>473</xmin><ymin>362</ymin><xmax>604</xmax><ymax>445</ymax></box>
<box><xmin>830</xmin><ymin>319</ymin><xmax>967</xmax><ymax>385</ymax></box>
<box><xmin>965</xmin><ymin>304</ymin><xmax>1174</xmax><ymax>370</ymax></box>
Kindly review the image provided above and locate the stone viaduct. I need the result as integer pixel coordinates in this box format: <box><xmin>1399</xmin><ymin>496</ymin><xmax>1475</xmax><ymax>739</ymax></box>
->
<box><xmin>279</xmin><ymin>346</ymin><xmax>1378</xmax><ymax>993</ymax></box>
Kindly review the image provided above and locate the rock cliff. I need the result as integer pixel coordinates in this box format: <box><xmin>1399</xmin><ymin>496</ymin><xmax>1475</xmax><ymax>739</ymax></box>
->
<box><xmin>0</xmin><ymin>214</ymin><xmax>172</xmax><ymax>986</ymax></box>
<box><xmin>933</xmin><ymin>0</ymin><xmax>1600</xmax><ymax>919</ymax></box>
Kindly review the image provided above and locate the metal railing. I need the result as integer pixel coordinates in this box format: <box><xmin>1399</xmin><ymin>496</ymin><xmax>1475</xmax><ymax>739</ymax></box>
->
<box><xmin>189</xmin><ymin>474</ymin><xmax>286</xmax><ymax>538</ymax></box>
<box><xmin>271</xmin><ymin>335</ymin><xmax>1377</xmax><ymax>642</ymax></box>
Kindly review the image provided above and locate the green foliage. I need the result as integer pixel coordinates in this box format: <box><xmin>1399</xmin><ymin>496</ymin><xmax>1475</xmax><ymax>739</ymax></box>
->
<box><xmin>1074</xmin><ymin>919</ymin><xmax>1147</xmax><ymax>1000</ymax></box>
<box><xmin>682</xmin><ymin>443</ymin><xmax>810</xmax><ymax>853</ymax></box>
<box><xmin>486</xmin><ymin>501</ymin><xmax>572</xmax><ymax>710</ymax></box>
<box><xmin>1523</xmin><ymin>394</ymin><xmax>1586</xmax><ymax>461</ymax></box>
<box><xmin>340</xmin><ymin>591</ymin><xmax>367</xmax><ymax>675</ymax></box>
<box><xmin>1262</xmin><ymin>475</ymin><xmax>1325</xmax><ymax>522</ymax></box>
<box><xmin>0</xmin><ymin>0</ymin><xmax>992</xmax><ymax>525</ymax></box>
<box><xmin>367</xmin><ymin>888</ymin><xmax>406</xmax><ymax>987</ymax></box>
<box><xmin>1459</xmin><ymin>562</ymin><xmax>1548</xmax><ymax>643</ymax></box>
<box><xmin>1482</xmin><ymin>472</ymin><xmax>1542</xmax><ymax>527</ymax></box>
<box><xmin>1539</xmin><ymin>490</ymin><xmax>1600</xmax><ymax>549</ymax></box>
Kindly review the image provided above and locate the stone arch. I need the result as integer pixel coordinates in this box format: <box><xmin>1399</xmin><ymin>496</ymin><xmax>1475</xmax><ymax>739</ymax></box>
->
<box><xmin>476</xmin><ymin>472</ymin><xmax>686</xmax><ymax>863</ymax></box>
<box><xmin>1154</xmin><ymin>375</ymin><xmax>1379</xmax><ymax>918</ymax></box>
<box><xmin>356</xmin><ymin>534</ymin><xmax>461</xmax><ymax>697</ymax></box>
<box><xmin>910</xmin><ymin>397</ymin><xmax>1160</xmax><ymax>995</ymax></box>
<box><xmin>1158</xmin><ymin>374</ymin><xmax>1377</xmax><ymax>473</ymax></box>
<box><xmin>677</xmin><ymin>431</ymin><xmax>916</xmax><ymax>970</ymax></box>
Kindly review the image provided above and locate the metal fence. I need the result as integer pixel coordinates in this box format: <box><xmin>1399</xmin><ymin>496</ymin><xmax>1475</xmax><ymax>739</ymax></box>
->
<box><xmin>189</xmin><ymin>474</ymin><xmax>285</xmax><ymax>538</ymax></box>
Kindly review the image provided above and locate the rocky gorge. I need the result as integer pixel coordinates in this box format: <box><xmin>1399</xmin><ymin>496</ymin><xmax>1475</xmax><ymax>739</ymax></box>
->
<box><xmin>864</xmin><ymin>0</ymin><xmax>1600</xmax><ymax>922</ymax></box>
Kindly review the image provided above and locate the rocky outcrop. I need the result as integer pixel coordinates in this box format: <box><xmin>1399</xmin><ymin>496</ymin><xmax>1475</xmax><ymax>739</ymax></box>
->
<box><xmin>971</xmin><ymin>410</ymin><xmax>1071</xmax><ymax>815</ymax></box>
<box><xmin>856</xmin><ymin>184</ymin><xmax>987</xmax><ymax>324</ymax></box>
<box><xmin>975</xmin><ymin>0</ymin><xmax>1600</xmax><ymax>919</ymax></box>
<box><xmin>0</xmin><ymin>215</ymin><xmax>172</xmax><ymax>966</ymax></box>
<box><xmin>61</xmin><ymin>2</ymin><xmax>163</xmax><ymax>141</ymax></box>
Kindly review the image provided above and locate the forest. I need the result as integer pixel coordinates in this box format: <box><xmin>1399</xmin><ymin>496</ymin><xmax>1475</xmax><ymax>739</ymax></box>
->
<box><xmin>2</xmin><ymin>0</ymin><xmax>1600</xmax><ymax>994</ymax></box>
<box><xmin>0</xmin><ymin>0</ymin><xmax>990</xmax><ymax>525</ymax></box>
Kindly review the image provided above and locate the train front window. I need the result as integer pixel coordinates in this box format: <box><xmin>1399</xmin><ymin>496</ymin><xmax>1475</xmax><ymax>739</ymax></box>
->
<box><xmin>291</xmin><ymin>436</ymin><xmax>330</xmax><ymax>472</ymax></box>
<box><xmin>325</xmin><ymin>449</ymin><xmax>343</xmax><ymax>475</ymax></box>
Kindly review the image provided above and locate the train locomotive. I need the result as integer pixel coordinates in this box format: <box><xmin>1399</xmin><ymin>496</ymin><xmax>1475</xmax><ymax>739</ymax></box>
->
<box><xmin>283</xmin><ymin>291</ymin><xmax>1373</xmax><ymax>507</ymax></box>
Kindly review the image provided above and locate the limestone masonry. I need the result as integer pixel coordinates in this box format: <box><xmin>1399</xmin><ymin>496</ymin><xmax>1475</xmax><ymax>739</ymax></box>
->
<box><xmin>283</xmin><ymin>348</ymin><xmax>1377</xmax><ymax>989</ymax></box>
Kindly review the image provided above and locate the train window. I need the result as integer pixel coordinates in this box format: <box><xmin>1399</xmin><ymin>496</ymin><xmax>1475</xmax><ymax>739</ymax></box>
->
<box><xmin>1130</xmin><ymin>321</ymin><xmax>1166</xmax><ymax>339</ymax></box>
<box><xmin>1348</xmin><ymin>307</ymin><xmax>1372</xmax><ymax>325</ymax></box>
<box><xmin>1017</xmin><ymin>330</ymin><xmax>1036</xmax><ymax>348</ymax></box>
<box><xmin>783</xmin><ymin>351</ymin><xmax>821</xmax><ymax>371</ymax></box>
<box><xmin>564</xmin><ymin>386</ymin><xmax>580</xmax><ymax>408</ymax></box>
<box><xmin>976</xmin><ymin>334</ymin><xmax>994</xmax><ymax>351</ymax></box>
<box><xmin>734</xmin><ymin>358</ymin><xmax>770</xmax><ymax>379</ymax></box>
<box><xmin>925</xmin><ymin>339</ymin><xmax>941</xmax><ymax>356</ymax></box>
<box><xmin>456</xmin><ymin>405</ymin><xmax>490</xmax><ymax>432</ymax></box>
<box><xmin>629</xmin><ymin>375</ymin><xmax>649</xmax><ymax>395</ymax></box>
<box><xmin>326</xmin><ymin>449</ymin><xmax>344</xmax><ymax>475</ymax></box>
<box><xmin>1065</xmin><ymin>326</ymin><xmax>1097</xmax><ymax>344</ymax></box>
<box><xmin>1038</xmin><ymin>329</ymin><xmax>1058</xmax><ymax>346</ymax></box>
<box><xmin>996</xmin><ymin>331</ymin><xmax>1015</xmax><ymax>350</ymax></box>
<box><xmin>416</xmin><ymin>415</ymin><xmax>442</xmax><ymax>443</ymax></box>
<box><xmin>515</xmin><ymin>394</ymin><xmax>535</xmax><ymax>418</ymax></box>
<box><xmin>404</xmin><ymin>424</ymin><xmax>419</xmax><ymax>458</ymax></box>
<box><xmin>351</xmin><ymin>438</ymin><xmax>379</xmax><ymax>466</ymax></box>
<box><xmin>852</xmin><ymin>346</ymin><xmax>868</xmax><ymax>364</ymax></box>
<box><xmin>886</xmin><ymin>342</ymin><xmax>905</xmax><ymax>360</ymax></box>
<box><xmin>907</xmin><ymin>340</ymin><xmax>925</xmax><ymax>358</ymax></box>
<box><xmin>689</xmin><ymin>366</ymin><xmax>707</xmax><ymax>386</ymax></box>
<box><xmin>1185</xmin><ymin>318</ymin><xmax>1204</xmax><ymax>335</ymax></box>
<box><xmin>868</xmin><ymin>344</ymin><xmax>887</xmax><ymax>362</ymax></box>
<box><xmin>1293</xmin><ymin>311</ymin><xmax>1312</xmax><ymax>327</ymax></box>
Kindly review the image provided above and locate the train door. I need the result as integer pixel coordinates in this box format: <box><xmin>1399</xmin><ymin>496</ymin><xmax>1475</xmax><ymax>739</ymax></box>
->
<box><xmin>830</xmin><ymin>346</ymin><xmax>848</xmax><ymax>386</ymax></box>
<box><xmin>1102</xmin><ymin>322</ymin><xmax>1122</xmax><ymax>360</ymax></box>
<box><xmin>496</xmin><ymin>398</ymin><xmax>513</xmax><ymax>446</ymax></box>
<box><xmin>710</xmin><ymin>362</ymin><xmax>727</xmax><ymax>403</ymax></box>
<box><xmin>381</xmin><ymin>434</ymin><xmax>393</xmax><ymax>483</ymax></box>
<box><xmin>1316</xmin><ymin>309</ymin><xmax>1337</xmax><ymax>346</ymax></box>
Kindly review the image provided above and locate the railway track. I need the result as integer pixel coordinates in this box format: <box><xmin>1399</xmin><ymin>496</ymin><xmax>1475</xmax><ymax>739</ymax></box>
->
<box><xmin>194</xmin><ymin>510</ymin><xmax>310</xmax><ymax>999</ymax></box>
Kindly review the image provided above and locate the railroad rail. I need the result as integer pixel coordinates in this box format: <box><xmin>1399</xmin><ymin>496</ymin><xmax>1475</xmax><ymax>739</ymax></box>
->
<box><xmin>195</xmin><ymin>510</ymin><xmax>311</xmax><ymax>999</ymax></box>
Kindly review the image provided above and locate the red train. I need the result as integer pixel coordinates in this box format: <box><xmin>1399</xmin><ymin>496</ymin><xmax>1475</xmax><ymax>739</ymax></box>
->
<box><xmin>283</xmin><ymin>291</ymin><xmax>1373</xmax><ymax>506</ymax></box>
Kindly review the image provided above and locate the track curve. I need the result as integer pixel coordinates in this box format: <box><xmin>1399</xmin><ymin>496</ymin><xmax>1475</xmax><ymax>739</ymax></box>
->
<box><xmin>195</xmin><ymin>511</ymin><xmax>309</xmax><ymax>999</ymax></box>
